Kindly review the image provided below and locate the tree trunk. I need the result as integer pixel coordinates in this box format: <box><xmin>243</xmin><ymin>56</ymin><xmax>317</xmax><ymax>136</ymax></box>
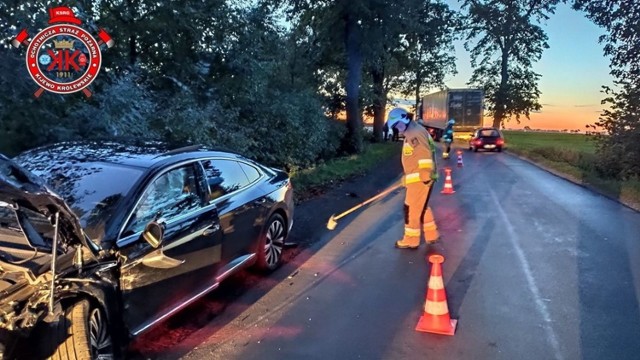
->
<box><xmin>343</xmin><ymin>13</ymin><xmax>363</xmax><ymax>153</ymax></box>
<box><xmin>493</xmin><ymin>47</ymin><xmax>510</xmax><ymax>128</ymax></box>
<box><xmin>414</xmin><ymin>57</ymin><xmax>422</xmax><ymax>115</ymax></box>
<box><xmin>126</xmin><ymin>0</ymin><xmax>137</xmax><ymax>66</ymax></box>
<box><xmin>129</xmin><ymin>35</ymin><xmax>137</xmax><ymax>65</ymax></box>
<box><xmin>372</xmin><ymin>67</ymin><xmax>385</xmax><ymax>142</ymax></box>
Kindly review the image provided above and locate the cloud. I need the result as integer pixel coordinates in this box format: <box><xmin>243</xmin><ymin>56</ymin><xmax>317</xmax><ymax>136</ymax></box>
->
<box><xmin>574</xmin><ymin>104</ymin><xmax>596</xmax><ymax>108</ymax></box>
<box><xmin>541</xmin><ymin>103</ymin><xmax>557</xmax><ymax>107</ymax></box>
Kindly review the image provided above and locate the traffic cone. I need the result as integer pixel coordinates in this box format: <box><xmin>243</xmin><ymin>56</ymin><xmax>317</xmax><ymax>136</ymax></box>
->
<box><xmin>415</xmin><ymin>254</ymin><xmax>457</xmax><ymax>336</ymax></box>
<box><xmin>456</xmin><ymin>150</ymin><xmax>463</xmax><ymax>168</ymax></box>
<box><xmin>441</xmin><ymin>168</ymin><xmax>455</xmax><ymax>194</ymax></box>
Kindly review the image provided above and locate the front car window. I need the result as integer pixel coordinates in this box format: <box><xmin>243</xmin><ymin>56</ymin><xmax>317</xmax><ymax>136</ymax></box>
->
<box><xmin>124</xmin><ymin>165</ymin><xmax>202</xmax><ymax>235</ymax></box>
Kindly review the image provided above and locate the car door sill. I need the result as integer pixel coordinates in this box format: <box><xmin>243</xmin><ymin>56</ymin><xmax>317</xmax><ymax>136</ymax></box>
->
<box><xmin>131</xmin><ymin>254</ymin><xmax>256</xmax><ymax>337</ymax></box>
<box><xmin>132</xmin><ymin>281</ymin><xmax>220</xmax><ymax>336</ymax></box>
<box><xmin>215</xmin><ymin>254</ymin><xmax>256</xmax><ymax>283</ymax></box>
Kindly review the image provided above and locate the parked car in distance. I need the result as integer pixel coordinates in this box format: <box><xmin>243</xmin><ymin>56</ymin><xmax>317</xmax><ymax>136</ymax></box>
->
<box><xmin>468</xmin><ymin>127</ymin><xmax>505</xmax><ymax>152</ymax></box>
<box><xmin>0</xmin><ymin>142</ymin><xmax>294</xmax><ymax>359</ymax></box>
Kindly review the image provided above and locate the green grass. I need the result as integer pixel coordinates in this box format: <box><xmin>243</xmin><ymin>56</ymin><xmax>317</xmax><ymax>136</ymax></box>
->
<box><xmin>290</xmin><ymin>142</ymin><xmax>400</xmax><ymax>202</ymax></box>
<box><xmin>503</xmin><ymin>131</ymin><xmax>640</xmax><ymax>211</ymax></box>
<box><xmin>504</xmin><ymin>131</ymin><xmax>596</xmax><ymax>154</ymax></box>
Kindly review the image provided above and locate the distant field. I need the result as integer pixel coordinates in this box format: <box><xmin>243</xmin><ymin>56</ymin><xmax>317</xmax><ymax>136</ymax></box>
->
<box><xmin>503</xmin><ymin>131</ymin><xmax>595</xmax><ymax>154</ymax></box>
<box><xmin>502</xmin><ymin>131</ymin><xmax>640</xmax><ymax>211</ymax></box>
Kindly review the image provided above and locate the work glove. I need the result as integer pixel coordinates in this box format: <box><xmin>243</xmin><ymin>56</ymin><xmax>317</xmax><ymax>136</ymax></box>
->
<box><xmin>430</xmin><ymin>172</ymin><xmax>439</xmax><ymax>182</ymax></box>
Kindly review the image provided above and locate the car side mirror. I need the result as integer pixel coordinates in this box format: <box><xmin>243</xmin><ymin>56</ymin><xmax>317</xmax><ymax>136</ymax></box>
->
<box><xmin>142</xmin><ymin>221</ymin><xmax>164</xmax><ymax>248</ymax></box>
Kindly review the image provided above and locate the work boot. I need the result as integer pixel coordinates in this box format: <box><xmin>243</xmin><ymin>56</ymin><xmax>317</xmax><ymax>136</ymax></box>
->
<box><xmin>395</xmin><ymin>239</ymin><xmax>419</xmax><ymax>249</ymax></box>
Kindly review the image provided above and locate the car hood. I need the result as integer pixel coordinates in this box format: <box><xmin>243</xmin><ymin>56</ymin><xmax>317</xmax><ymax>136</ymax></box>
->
<box><xmin>0</xmin><ymin>154</ymin><xmax>88</xmax><ymax>249</ymax></box>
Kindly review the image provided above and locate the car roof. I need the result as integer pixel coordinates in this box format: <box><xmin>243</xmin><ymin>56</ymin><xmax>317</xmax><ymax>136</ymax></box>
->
<box><xmin>15</xmin><ymin>141</ymin><xmax>246</xmax><ymax>169</ymax></box>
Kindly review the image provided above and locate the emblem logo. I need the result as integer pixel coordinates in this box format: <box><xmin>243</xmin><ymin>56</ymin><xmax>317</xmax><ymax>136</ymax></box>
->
<box><xmin>12</xmin><ymin>6</ymin><xmax>114</xmax><ymax>98</ymax></box>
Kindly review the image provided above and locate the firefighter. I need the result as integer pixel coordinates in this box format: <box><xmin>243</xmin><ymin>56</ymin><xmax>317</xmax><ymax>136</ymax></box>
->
<box><xmin>389</xmin><ymin>111</ymin><xmax>440</xmax><ymax>249</ymax></box>
<box><xmin>442</xmin><ymin>118</ymin><xmax>455</xmax><ymax>159</ymax></box>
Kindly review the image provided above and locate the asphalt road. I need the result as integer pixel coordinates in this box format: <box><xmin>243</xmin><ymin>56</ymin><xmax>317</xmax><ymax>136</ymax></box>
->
<box><xmin>141</xmin><ymin>146</ymin><xmax>640</xmax><ymax>360</ymax></box>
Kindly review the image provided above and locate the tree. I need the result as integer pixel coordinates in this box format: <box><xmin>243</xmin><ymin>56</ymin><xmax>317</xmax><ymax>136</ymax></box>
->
<box><xmin>362</xmin><ymin>0</ymin><xmax>410</xmax><ymax>142</ymax></box>
<box><xmin>463</xmin><ymin>0</ymin><xmax>561</xmax><ymax>128</ymax></box>
<box><xmin>281</xmin><ymin>0</ymin><xmax>405</xmax><ymax>153</ymax></box>
<box><xmin>361</xmin><ymin>0</ymin><xmax>458</xmax><ymax>142</ymax></box>
<box><xmin>399</xmin><ymin>0</ymin><xmax>459</xmax><ymax>112</ymax></box>
<box><xmin>573</xmin><ymin>0</ymin><xmax>640</xmax><ymax>178</ymax></box>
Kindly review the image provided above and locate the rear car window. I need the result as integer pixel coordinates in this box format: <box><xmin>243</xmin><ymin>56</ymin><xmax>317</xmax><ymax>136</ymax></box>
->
<box><xmin>201</xmin><ymin>159</ymin><xmax>250</xmax><ymax>201</ymax></box>
<box><xmin>479</xmin><ymin>129</ymin><xmax>500</xmax><ymax>137</ymax></box>
<box><xmin>239</xmin><ymin>162</ymin><xmax>261</xmax><ymax>183</ymax></box>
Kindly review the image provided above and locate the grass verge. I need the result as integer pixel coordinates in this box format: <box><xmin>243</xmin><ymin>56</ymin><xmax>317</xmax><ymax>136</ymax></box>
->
<box><xmin>291</xmin><ymin>142</ymin><xmax>400</xmax><ymax>203</ymax></box>
<box><xmin>503</xmin><ymin>131</ymin><xmax>640</xmax><ymax>211</ymax></box>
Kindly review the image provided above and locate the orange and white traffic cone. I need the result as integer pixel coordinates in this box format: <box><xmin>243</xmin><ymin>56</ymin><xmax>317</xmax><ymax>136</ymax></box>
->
<box><xmin>456</xmin><ymin>150</ymin><xmax>463</xmax><ymax>168</ymax></box>
<box><xmin>441</xmin><ymin>168</ymin><xmax>455</xmax><ymax>194</ymax></box>
<box><xmin>415</xmin><ymin>254</ymin><xmax>457</xmax><ymax>336</ymax></box>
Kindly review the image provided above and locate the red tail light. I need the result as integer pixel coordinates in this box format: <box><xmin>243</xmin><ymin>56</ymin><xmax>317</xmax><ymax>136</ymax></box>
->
<box><xmin>497</xmin><ymin>139</ymin><xmax>505</xmax><ymax>145</ymax></box>
<box><xmin>474</xmin><ymin>139</ymin><xmax>483</xmax><ymax>145</ymax></box>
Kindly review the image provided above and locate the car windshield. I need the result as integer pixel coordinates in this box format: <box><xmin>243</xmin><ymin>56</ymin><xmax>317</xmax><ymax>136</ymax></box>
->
<box><xmin>15</xmin><ymin>160</ymin><xmax>143</xmax><ymax>241</ymax></box>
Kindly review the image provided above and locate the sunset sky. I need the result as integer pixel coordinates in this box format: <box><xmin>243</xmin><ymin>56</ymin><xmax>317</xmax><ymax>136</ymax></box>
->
<box><xmin>439</xmin><ymin>2</ymin><xmax>614</xmax><ymax>131</ymax></box>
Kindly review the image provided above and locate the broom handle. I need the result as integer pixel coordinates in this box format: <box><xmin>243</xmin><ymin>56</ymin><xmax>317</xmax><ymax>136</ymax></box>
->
<box><xmin>333</xmin><ymin>182</ymin><xmax>403</xmax><ymax>221</ymax></box>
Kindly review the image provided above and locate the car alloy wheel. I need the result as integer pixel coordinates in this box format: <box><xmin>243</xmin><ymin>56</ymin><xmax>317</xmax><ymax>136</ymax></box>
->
<box><xmin>89</xmin><ymin>307</ymin><xmax>114</xmax><ymax>359</ymax></box>
<box><xmin>256</xmin><ymin>213</ymin><xmax>286</xmax><ymax>271</ymax></box>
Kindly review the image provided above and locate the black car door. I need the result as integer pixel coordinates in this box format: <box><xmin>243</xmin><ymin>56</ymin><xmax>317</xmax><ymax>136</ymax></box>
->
<box><xmin>200</xmin><ymin>159</ymin><xmax>265</xmax><ymax>262</ymax></box>
<box><xmin>117</xmin><ymin>162</ymin><xmax>223</xmax><ymax>336</ymax></box>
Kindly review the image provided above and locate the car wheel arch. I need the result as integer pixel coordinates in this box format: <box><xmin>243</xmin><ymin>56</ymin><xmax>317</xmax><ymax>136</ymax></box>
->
<box><xmin>57</xmin><ymin>283</ymin><xmax>129</xmax><ymax>345</ymax></box>
<box><xmin>33</xmin><ymin>293</ymin><xmax>124</xmax><ymax>359</ymax></box>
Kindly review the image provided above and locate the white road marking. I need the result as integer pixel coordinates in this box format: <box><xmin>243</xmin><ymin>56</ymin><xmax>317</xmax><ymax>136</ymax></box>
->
<box><xmin>489</xmin><ymin>189</ymin><xmax>563</xmax><ymax>360</ymax></box>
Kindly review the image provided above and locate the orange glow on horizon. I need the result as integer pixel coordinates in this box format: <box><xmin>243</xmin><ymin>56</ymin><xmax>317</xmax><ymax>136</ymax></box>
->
<box><xmin>332</xmin><ymin>103</ymin><xmax>606</xmax><ymax>131</ymax></box>
<box><xmin>483</xmin><ymin>105</ymin><xmax>605</xmax><ymax>131</ymax></box>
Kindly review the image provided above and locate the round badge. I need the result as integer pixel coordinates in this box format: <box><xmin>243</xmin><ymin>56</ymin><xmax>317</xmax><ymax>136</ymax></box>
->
<box><xmin>25</xmin><ymin>24</ymin><xmax>101</xmax><ymax>95</ymax></box>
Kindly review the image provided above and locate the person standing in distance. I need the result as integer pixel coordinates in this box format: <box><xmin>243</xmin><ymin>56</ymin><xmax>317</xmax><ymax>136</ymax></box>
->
<box><xmin>442</xmin><ymin>118</ymin><xmax>455</xmax><ymax>159</ymax></box>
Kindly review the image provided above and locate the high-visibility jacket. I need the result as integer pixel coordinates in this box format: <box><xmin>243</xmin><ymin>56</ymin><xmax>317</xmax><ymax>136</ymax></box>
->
<box><xmin>443</xmin><ymin>123</ymin><xmax>454</xmax><ymax>143</ymax></box>
<box><xmin>401</xmin><ymin>121</ymin><xmax>437</xmax><ymax>185</ymax></box>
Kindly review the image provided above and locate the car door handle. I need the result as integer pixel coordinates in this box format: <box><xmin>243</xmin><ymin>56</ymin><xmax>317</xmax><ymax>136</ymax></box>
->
<box><xmin>202</xmin><ymin>223</ymin><xmax>220</xmax><ymax>236</ymax></box>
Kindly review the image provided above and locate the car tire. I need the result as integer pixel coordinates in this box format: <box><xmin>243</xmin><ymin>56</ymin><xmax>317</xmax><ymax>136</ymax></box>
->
<box><xmin>255</xmin><ymin>213</ymin><xmax>286</xmax><ymax>272</ymax></box>
<box><xmin>497</xmin><ymin>147</ymin><xmax>502</xmax><ymax>152</ymax></box>
<box><xmin>49</xmin><ymin>300</ymin><xmax>114</xmax><ymax>360</ymax></box>
<box><xmin>473</xmin><ymin>147</ymin><xmax>478</xmax><ymax>152</ymax></box>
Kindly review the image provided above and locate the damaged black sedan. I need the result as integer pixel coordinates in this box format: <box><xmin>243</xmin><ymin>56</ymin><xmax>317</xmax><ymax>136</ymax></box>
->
<box><xmin>0</xmin><ymin>142</ymin><xmax>294</xmax><ymax>359</ymax></box>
